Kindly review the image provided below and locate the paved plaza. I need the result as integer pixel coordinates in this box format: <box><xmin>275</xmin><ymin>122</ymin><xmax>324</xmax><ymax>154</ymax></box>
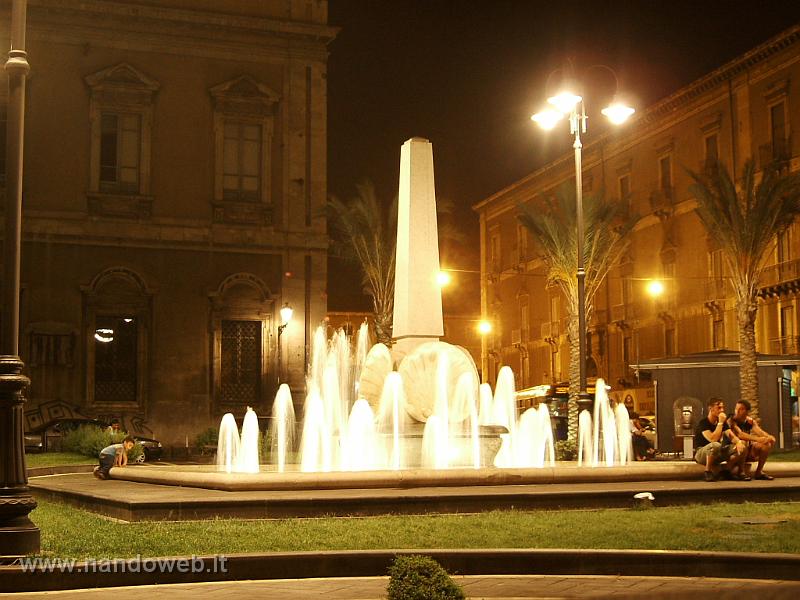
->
<box><xmin>4</xmin><ymin>575</ymin><xmax>800</xmax><ymax>599</ymax></box>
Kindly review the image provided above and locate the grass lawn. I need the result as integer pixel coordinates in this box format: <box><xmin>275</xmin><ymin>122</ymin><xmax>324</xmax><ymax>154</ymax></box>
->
<box><xmin>31</xmin><ymin>499</ymin><xmax>800</xmax><ymax>559</ymax></box>
<box><xmin>26</xmin><ymin>453</ymin><xmax>93</xmax><ymax>468</ymax></box>
<box><xmin>769</xmin><ymin>448</ymin><xmax>800</xmax><ymax>462</ymax></box>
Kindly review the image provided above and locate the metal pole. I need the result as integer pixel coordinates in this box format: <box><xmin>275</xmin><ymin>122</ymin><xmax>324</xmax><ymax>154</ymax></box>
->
<box><xmin>0</xmin><ymin>0</ymin><xmax>39</xmax><ymax>560</ymax></box>
<box><xmin>573</xmin><ymin>107</ymin><xmax>587</xmax><ymax>397</ymax></box>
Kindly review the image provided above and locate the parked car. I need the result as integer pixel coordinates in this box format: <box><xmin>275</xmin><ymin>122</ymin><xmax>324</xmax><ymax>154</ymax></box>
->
<box><xmin>24</xmin><ymin>417</ymin><xmax>162</xmax><ymax>462</ymax></box>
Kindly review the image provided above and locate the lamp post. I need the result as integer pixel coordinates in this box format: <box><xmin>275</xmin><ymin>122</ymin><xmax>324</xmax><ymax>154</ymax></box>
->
<box><xmin>531</xmin><ymin>76</ymin><xmax>634</xmax><ymax>410</ymax></box>
<box><xmin>0</xmin><ymin>0</ymin><xmax>39</xmax><ymax>559</ymax></box>
<box><xmin>277</xmin><ymin>303</ymin><xmax>293</xmax><ymax>383</ymax></box>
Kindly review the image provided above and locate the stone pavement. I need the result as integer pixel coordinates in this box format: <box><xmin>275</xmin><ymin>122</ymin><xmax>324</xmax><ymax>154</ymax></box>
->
<box><xmin>28</xmin><ymin>470</ymin><xmax>800</xmax><ymax>521</ymax></box>
<box><xmin>3</xmin><ymin>575</ymin><xmax>800</xmax><ymax>599</ymax></box>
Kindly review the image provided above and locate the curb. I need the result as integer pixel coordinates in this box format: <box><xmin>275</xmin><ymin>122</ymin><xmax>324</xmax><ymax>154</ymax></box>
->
<box><xmin>27</xmin><ymin>465</ymin><xmax>95</xmax><ymax>478</ymax></box>
<box><xmin>2</xmin><ymin>548</ymin><xmax>800</xmax><ymax>592</ymax></box>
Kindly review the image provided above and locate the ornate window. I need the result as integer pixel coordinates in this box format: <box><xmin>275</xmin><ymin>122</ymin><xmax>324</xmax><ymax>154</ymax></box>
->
<box><xmin>82</xmin><ymin>267</ymin><xmax>154</xmax><ymax>409</ymax></box>
<box><xmin>85</xmin><ymin>64</ymin><xmax>159</xmax><ymax>218</ymax></box>
<box><xmin>210</xmin><ymin>274</ymin><xmax>275</xmax><ymax>410</ymax></box>
<box><xmin>210</xmin><ymin>76</ymin><xmax>280</xmax><ymax>225</ymax></box>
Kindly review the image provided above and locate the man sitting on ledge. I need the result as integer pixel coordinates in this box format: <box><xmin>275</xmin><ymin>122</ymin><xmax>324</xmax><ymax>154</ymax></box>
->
<box><xmin>694</xmin><ymin>398</ymin><xmax>746</xmax><ymax>481</ymax></box>
<box><xmin>728</xmin><ymin>399</ymin><xmax>776</xmax><ymax>480</ymax></box>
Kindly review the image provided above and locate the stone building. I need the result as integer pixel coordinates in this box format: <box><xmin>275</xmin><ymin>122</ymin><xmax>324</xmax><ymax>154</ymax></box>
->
<box><xmin>0</xmin><ymin>0</ymin><xmax>336</xmax><ymax>445</ymax></box>
<box><xmin>473</xmin><ymin>25</ymin><xmax>800</xmax><ymax>419</ymax></box>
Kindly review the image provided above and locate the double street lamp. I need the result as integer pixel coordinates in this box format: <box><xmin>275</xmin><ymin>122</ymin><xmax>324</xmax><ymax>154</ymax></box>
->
<box><xmin>531</xmin><ymin>76</ymin><xmax>634</xmax><ymax>403</ymax></box>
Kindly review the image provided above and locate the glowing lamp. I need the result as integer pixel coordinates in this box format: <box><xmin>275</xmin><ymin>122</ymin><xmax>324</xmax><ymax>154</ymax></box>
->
<box><xmin>646</xmin><ymin>280</ymin><xmax>665</xmax><ymax>297</ymax></box>
<box><xmin>437</xmin><ymin>271</ymin><xmax>451</xmax><ymax>287</ymax></box>
<box><xmin>279</xmin><ymin>303</ymin><xmax>293</xmax><ymax>326</ymax></box>
<box><xmin>601</xmin><ymin>102</ymin><xmax>635</xmax><ymax>125</ymax></box>
<box><xmin>478</xmin><ymin>320</ymin><xmax>492</xmax><ymax>335</ymax></box>
<box><xmin>531</xmin><ymin>108</ymin><xmax>563</xmax><ymax>130</ymax></box>
<box><xmin>547</xmin><ymin>91</ymin><xmax>582</xmax><ymax>114</ymax></box>
<box><xmin>94</xmin><ymin>328</ymin><xmax>114</xmax><ymax>343</ymax></box>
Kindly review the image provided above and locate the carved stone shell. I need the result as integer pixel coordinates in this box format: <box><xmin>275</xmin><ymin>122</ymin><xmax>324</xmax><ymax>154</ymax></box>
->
<box><xmin>397</xmin><ymin>341</ymin><xmax>479</xmax><ymax>423</ymax></box>
<box><xmin>356</xmin><ymin>343</ymin><xmax>393</xmax><ymax>411</ymax></box>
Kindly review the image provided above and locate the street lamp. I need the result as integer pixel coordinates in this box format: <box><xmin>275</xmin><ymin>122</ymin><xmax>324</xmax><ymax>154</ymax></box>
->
<box><xmin>531</xmin><ymin>72</ymin><xmax>634</xmax><ymax>406</ymax></box>
<box><xmin>277</xmin><ymin>303</ymin><xmax>293</xmax><ymax>383</ymax></box>
<box><xmin>0</xmin><ymin>0</ymin><xmax>39</xmax><ymax>559</ymax></box>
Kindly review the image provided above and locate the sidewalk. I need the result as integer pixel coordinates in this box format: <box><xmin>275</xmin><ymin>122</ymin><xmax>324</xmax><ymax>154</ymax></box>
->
<box><xmin>4</xmin><ymin>575</ymin><xmax>800</xmax><ymax>599</ymax></box>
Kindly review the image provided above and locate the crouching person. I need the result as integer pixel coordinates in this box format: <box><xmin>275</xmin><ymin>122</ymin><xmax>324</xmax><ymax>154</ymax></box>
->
<box><xmin>694</xmin><ymin>398</ymin><xmax>745</xmax><ymax>481</ymax></box>
<box><xmin>94</xmin><ymin>435</ymin><xmax>135</xmax><ymax>480</ymax></box>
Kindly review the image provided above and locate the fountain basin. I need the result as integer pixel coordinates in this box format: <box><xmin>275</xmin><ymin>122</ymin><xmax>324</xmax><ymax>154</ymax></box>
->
<box><xmin>104</xmin><ymin>460</ymin><xmax>770</xmax><ymax>492</ymax></box>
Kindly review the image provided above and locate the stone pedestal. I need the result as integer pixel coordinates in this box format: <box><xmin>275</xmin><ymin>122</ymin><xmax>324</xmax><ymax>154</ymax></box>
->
<box><xmin>0</xmin><ymin>356</ymin><xmax>39</xmax><ymax>560</ymax></box>
<box><xmin>392</xmin><ymin>137</ymin><xmax>443</xmax><ymax>361</ymax></box>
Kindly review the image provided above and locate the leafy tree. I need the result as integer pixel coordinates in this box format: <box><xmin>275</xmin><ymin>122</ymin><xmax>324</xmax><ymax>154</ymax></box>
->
<box><xmin>689</xmin><ymin>160</ymin><xmax>800</xmax><ymax>419</ymax></box>
<box><xmin>518</xmin><ymin>185</ymin><xmax>635</xmax><ymax>442</ymax></box>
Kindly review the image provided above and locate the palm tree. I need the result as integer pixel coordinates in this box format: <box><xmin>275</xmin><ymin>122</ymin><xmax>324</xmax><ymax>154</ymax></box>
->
<box><xmin>329</xmin><ymin>181</ymin><xmax>464</xmax><ymax>346</ymax></box>
<box><xmin>689</xmin><ymin>160</ymin><xmax>800</xmax><ymax>419</ymax></box>
<box><xmin>328</xmin><ymin>181</ymin><xmax>396</xmax><ymax>344</ymax></box>
<box><xmin>518</xmin><ymin>186</ymin><xmax>635</xmax><ymax>443</ymax></box>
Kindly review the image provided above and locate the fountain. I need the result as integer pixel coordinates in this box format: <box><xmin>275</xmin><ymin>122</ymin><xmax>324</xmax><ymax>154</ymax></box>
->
<box><xmin>117</xmin><ymin>137</ymin><xmax>641</xmax><ymax>486</ymax></box>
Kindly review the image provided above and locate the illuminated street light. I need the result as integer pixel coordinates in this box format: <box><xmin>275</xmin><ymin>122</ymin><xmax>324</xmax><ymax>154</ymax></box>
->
<box><xmin>530</xmin><ymin>108</ymin><xmax>562</xmax><ymax>130</ymax></box>
<box><xmin>531</xmin><ymin>66</ymin><xmax>635</xmax><ymax>405</ymax></box>
<box><xmin>646</xmin><ymin>280</ymin><xmax>665</xmax><ymax>297</ymax></box>
<box><xmin>437</xmin><ymin>271</ymin><xmax>451</xmax><ymax>287</ymax></box>
<box><xmin>478</xmin><ymin>320</ymin><xmax>492</xmax><ymax>335</ymax></box>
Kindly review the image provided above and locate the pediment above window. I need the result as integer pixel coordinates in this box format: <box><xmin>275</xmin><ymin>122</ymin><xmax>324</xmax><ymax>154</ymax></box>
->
<box><xmin>210</xmin><ymin>76</ymin><xmax>280</xmax><ymax>117</ymax></box>
<box><xmin>85</xmin><ymin>63</ymin><xmax>160</xmax><ymax>106</ymax></box>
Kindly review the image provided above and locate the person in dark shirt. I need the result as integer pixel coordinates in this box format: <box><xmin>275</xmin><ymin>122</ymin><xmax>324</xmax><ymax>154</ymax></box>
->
<box><xmin>694</xmin><ymin>398</ymin><xmax>747</xmax><ymax>481</ymax></box>
<box><xmin>728</xmin><ymin>399</ymin><xmax>776</xmax><ymax>480</ymax></box>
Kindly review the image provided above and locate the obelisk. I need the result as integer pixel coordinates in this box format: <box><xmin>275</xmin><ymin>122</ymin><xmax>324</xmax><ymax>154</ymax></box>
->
<box><xmin>392</xmin><ymin>137</ymin><xmax>443</xmax><ymax>361</ymax></box>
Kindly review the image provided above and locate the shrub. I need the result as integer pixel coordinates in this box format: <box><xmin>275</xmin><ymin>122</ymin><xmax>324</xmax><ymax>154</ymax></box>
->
<box><xmin>61</xmin><ymin>425</ymin><xmax>143</xmax><ymax>462</ymax></box>
<box><xmin>555</xmin><ymin>439</ymin><xmax>577</xmax><ymax>461</ymax></box>
<box><xmin>195</xmin><ymin>427</ymin><xmax>219</xmax><ymax>450</ymax></box>
<box><xmin>387</xmin><ymin>555</ymin><xmax>465</xmax><ymax>600</ymax></box>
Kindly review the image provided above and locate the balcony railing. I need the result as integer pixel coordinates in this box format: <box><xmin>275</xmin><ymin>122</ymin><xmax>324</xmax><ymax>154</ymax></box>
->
<box><xmin>758</xmin><ymin>135</ymin><xmax>792</xmax><ymax>170</ymax></box>
<box><xmin>649</xmin><ymin>186</ymin><xmax>674</xmax><ymax>214</ymax></box>
<box><xmin>769</xmin><ymin>336</ymin><xmax>800</xmax><ymax>355</ymax></box>
<box><xmin>703</xmin><ymin>277</ymin><xmax>728</xmax><ymax>301</ymax></box>
<box><xmin>760</xmin><ymin>258</ymin><xmax>800</xmax><ymax>290</ymax></box>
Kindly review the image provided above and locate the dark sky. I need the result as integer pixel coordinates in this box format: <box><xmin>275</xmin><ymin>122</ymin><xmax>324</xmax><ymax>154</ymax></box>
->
<box><xmin>325</xmin><ymin>0</ymin><xmax>800</xmax><ymax>310</ymax></box>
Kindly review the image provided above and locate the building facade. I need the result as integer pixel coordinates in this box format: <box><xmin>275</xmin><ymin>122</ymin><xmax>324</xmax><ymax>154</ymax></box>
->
<box><xmin>473</xmin><ymin>25</ymin><xmax>800</xmax><ymax>419</ymax></box>
<box><xmin>0</xmin><ymin>0</ymin><xmax>335</xmax><ymax>444</ymax></box>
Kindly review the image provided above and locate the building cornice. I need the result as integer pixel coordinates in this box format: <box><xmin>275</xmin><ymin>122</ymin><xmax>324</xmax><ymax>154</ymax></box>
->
<box><xmin>473</xmin><ymin>23</ymin><xmax>800</xmax><ymax>215</ymax></box>
<box><xmin>9</xmin><ymin>0</ymin><xmax>338</xmax><ymax>63</ymax></box>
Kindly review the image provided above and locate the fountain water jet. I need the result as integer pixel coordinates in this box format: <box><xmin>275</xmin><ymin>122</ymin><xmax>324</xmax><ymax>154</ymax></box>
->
<box><xmin>269</xmin><ymin>384</ymin><xmax>295</xmax><ymax>472</ymax></box>
<box><xmin>216</xmin><ymin>413</ymin><xmax>240</xmax><ymax>473</ymax></box>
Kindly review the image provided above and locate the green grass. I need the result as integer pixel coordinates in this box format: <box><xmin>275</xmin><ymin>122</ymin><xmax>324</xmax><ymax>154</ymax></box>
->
<box><xmin>31</xmin><ymin>499</ymin><xmax>800</xmax><ymax>559</ymax></box>
<box><xmin>768</xmin><ymin>448</ymin><xmax>800</xmax><ymax>462</ymax></box>
<box><xmin>25</xmin><ymin>453</ymin><xmax>93</xmax><ymax>468</ymax></box>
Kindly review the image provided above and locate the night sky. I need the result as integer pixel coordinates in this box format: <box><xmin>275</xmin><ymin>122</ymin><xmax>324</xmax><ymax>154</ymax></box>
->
<box><xmin>325</xmin><ymin>0</ymin><xmax>800</xmax><ymax>311</ymax></box>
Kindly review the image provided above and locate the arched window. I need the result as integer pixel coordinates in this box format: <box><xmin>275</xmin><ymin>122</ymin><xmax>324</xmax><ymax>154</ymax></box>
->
<box><xmin>210</xmin><ymin>274</ymin><xmax>274</xmax><ymax>409</ymax></box>
<box><xmin>82</xmin><ymin>267</ymin><xmax>154</xmax><ymax>409</ymax></box>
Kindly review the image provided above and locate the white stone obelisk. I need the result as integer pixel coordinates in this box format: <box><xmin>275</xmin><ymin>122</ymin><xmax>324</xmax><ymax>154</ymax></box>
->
<box><xmin>392</xmin><ymin>137</ymin><xmax>443</xmax><ymax>361</ymax></box>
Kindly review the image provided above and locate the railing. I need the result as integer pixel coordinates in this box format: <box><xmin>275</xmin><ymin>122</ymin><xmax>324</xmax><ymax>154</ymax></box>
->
<box><xmin>760</xmin><ymin>259</ymin><xmax>800</xmax><ymax>289</ymax></box>
<box><xmin>758</xmin><ymin>135</ymin><xmax>792</xmax><ymax>170</ymax></box>
<box><xmin>649</xmin><ymin>186</ymin><xmax>674</xmax><ymax>213</ymax></box>
<box><xmin>769</xmin><ymin>336</ymin><xmax>800</xmax><ymax>355</ymax></box>
<box><xmin>703</xmin><ymin>277</ymin><xmax>727</xmax><ymax>301</ymax></box>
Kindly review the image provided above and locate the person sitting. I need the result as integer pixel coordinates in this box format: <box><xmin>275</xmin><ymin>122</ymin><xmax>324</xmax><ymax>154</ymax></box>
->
<box><xmin>728</xmin><ymin>399</ymin><xmax>776</xmax><ymax>480</ymax></box>
<box><xmin>694</xmin><ymin>398</ymin><xmax>747</xmax><ymax>481</ymax></box>
<box><xmin>93</xmin><ymin>436</ymin><xmax>135</xmax><ymax>480</ymax></box>
<box><xmin>106</xmin><ymin>420</ymin><xmax>122</xmax><ymax>435</ymax></box>
<box><xmin>630</xmin><ymin>412</ymin><xmax>656</xmax><ymax>461</ymax></box>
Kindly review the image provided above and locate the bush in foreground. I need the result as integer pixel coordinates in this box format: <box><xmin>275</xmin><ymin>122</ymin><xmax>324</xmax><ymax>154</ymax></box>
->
<box><xmin>387</xmin><ymin>555</ymin><xmax>465</xmax><ymax>600</ymax></box>
<box><xmin>61</xmin><ymin>425</ymin><xmax>143</xmax><ymax>462</ymax></box>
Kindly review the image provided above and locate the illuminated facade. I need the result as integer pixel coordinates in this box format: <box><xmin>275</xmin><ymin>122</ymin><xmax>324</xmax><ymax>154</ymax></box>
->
<box><xmin>0</xmin><ymin>1</ymin><xmax>335</xmax><ymax>444</ymax></box>
<box><xmin>473</xmin><ymin>25</ymin><xmax>800</xmax><ymax>411</ymax></box>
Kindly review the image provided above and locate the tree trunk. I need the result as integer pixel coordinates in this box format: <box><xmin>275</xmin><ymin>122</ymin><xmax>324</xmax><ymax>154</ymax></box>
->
<box><xmin>737</xmin><ymin>300</ymin><xmax>759</xmax><ymax>419</ymax></box>
<box><xmin>567</xmin><ymin>314</ymin><xmax>579</xmax><ymax>443</ymax></box>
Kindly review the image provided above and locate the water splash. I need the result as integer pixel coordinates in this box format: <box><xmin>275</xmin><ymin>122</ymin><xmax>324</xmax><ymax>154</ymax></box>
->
<box><xmin>237</xmin><ymin>407</ymin><xmax>260</xmax><ymax>473</ymax></box>
<box><xmin>270</xmin><ymin>384</ymin><xmax>295</xmax><ymax>473</ymax></box>
<box><xmin>216</xmin><ymin>412</ymin><xmax>240</xmax><ymax>473</ymax></box>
